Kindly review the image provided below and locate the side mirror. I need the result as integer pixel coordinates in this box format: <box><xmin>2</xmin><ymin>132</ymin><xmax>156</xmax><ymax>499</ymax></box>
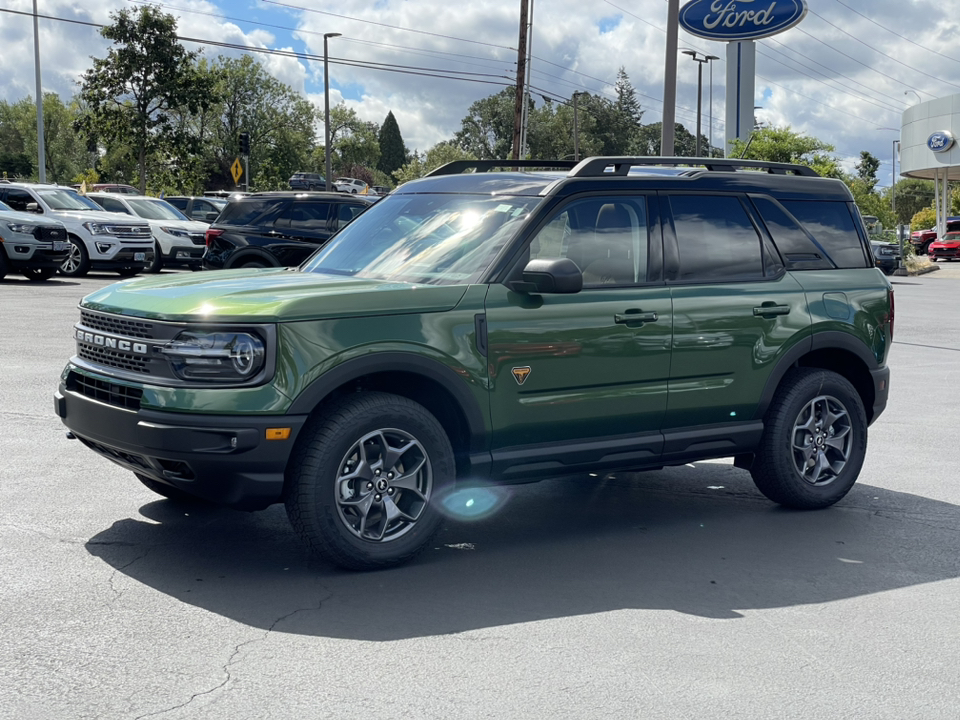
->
<box><xmin>25</xmin><ymin>202</ymin><xmax>40</xmax><ymax>213</ymax></box>
<box><xmin>511</xmin><ymin>257</ymin><xmax>583</xmax><ymax>294</ymax></box>
<box><xmin>204</xmin><ymin>212</ymin><xmax>219</xmax><ymax>222</ymax></box>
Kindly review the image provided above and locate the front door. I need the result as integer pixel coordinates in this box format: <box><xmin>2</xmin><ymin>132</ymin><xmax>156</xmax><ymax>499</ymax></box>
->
<box><xmin>484</xmin><ymin>194</ymin><xmax>672</xmax><ymax>475</ymax></box>
<box><xmin>265</xmin><ymin>201</ymin><xmax>332</xmax><ymax>265</ymax></box>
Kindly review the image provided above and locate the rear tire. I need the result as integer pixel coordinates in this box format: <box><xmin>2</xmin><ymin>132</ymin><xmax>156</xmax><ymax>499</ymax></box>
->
<box><xmin>59</xmin><ymin>237</ymin><xmax>90</xmax><ymax>277</ymax></box>
<box><xmin>238</xmin><ymin>259</ymin><xmax>268</xmax><ymax>269</ymax></box>
<box><xmin>285</xmin><ymin>392</ymin><xmax>454</xmax><ymax>570</ymax></box>
<box><xmin>116</xmin><ymin>267</ymin><xmax>141</xmax><ymax>277</ymax></box>
<box><xmin>0</xmin><ymin>250</ymin><xmax>8</xmax><ymax>280</ymax></box>
<box><xmin>750</xmin><ymin>368</ymin><xmax>867</xmax><ymax>510</ymax></box>
<box><xmin>22</xmin><ymin>267</ymin><xmax>57</xmax><ymax>281</ymax></box>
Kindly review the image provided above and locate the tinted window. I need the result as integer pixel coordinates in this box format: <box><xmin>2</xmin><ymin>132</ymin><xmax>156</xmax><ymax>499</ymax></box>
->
<box><xmin>217</xmin><ymin>199</ymin><xmax>284</xmax><ymax>226</ymax></box>
<box><xmin>332</xmin><ymin>203</ymin><xmax>366</xmax><ymax>230</ymax></box>
<box><xmin>667</xmin><ymin>195</ymin><xmax>763</xmax><ymax>281</ymax></box>
<box><xmin>274</xmin><ymin>202</ymin><xmax>330</xmax><ymax>231</ymax></box>
<box><xmin>780</xmin><ymin>201</ymin><xmax>868</xmax><ymax>269</ymax></box>
<box><xmin>166</xmin><ymin>197</ymin><xmax>187</xmax><ymax>210</ymax></box>
<box><xmin>752</xmin><ymin>197</ymin><xmax>833</xmax><ymax>270</ymax></box>
<box><xmin>3</xmin><ymin>189</ymin><xmax>36</xmax><ymax>212</ymax></box>
<box><xmin>96</xmin><ymin>196</ymin><xmax>131</xmax><ymax>214</ymax></box>
<box><xmin>529</xmin><ymin>197</ymin><xmax>650</xmax><ymax>286</ymax></box>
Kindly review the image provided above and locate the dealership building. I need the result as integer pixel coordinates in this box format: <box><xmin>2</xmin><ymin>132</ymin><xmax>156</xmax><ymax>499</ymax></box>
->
<box><xmin>900</xmin><ymin>94</ymin><xmax>960</xmax><ymax>235</ymax></box>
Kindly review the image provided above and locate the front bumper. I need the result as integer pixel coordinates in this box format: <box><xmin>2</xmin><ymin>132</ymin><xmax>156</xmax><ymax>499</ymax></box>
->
<box><xmin>7</xmin><ymin>246</ymin><xmax>70</xmax><ymax>269</ymax></box>
<box><xmin>930</xmin><ymin>247</ymin><xmax>960</xmax><ymax>259</ymax></box>
<box><xmin>55</xmin><ymin>379</ymin><xmax>307</xmax><ymax>510</ymax></box>
<box><xmin>90</xmin><ymin>246</ymin><xmax>156</xmax><ymax>270</ymax></box>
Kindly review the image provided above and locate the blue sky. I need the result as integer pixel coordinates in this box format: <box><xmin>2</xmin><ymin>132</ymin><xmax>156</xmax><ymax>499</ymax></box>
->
<box><xmin>2</xmin><ymin>0</ymin><xmax>959</xmax><ymax>186</ymax></box>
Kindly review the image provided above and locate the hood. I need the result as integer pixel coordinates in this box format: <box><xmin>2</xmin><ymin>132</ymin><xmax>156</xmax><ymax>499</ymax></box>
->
<box><xmin>50</xmin><ymin>209</ymin><xmax>149</xmax><ymax>225</ymax></box>
<box><xmin>0</xmin><ymin>209</ymin><xmax>66</xmax><ymax>227</ymax></box>
<box><xmin>80</xmin><ymin>268</ymin><xmax>470</xmax><ymax>323</ymax></box>
<box><xmin>147</xmin><ymin>218</ymin><xmax>210</xmax><ymax>232</ymax></box>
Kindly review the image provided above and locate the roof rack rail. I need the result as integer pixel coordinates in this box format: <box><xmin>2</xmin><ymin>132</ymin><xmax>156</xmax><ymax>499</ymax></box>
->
<box><xmin>426</xmin><ymin>159</ymin><xmax>578</xmax><ymax>177</ymax></box>
<box><xmin>569</xmin><ymin>156</ymin><xmax>819</xmax><ymax>177</ymax></box>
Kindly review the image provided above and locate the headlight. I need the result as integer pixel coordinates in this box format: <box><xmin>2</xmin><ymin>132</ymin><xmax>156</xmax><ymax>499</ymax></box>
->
<box><xmin>83</xmin><ymin>222</ymin><xmax>113</xmax><ymax>235</ymax></box>
<box><xmin>161</xmin><ymin>330</ymin><xmax>266</xmax><ymax>382</ymax></box>
<box><xmin>6</xmin><ymin>222</ymin><xmax>37</xmax><ymax>234</ymax></box>
<box><xmin>160</xmin><ymin>227</ymin><xmax>189</xmax><ymax>238</ymax></box>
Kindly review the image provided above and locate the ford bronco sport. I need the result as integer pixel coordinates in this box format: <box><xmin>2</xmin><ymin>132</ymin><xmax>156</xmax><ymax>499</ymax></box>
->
<box><xmin>55</xmin><ymin>157</ymin><xmax>893</xmax><ymax>570</ymax></box>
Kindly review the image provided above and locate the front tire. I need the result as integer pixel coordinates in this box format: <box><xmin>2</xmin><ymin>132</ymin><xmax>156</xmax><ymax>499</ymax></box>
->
<box><xmin>750</xmin><ymin>368</ymin><xmax>867</xmax><ymax>510</ymax></box>
<box><xmin>59</xmin><ymin>237</ymin><xmax>90</xmax><ymax>277</ymax></box>
<box><xmin>285</xmin><ymin>392</ymin><xmax>454</xmax><ymax>570</ymax></box>
<box><xmin>145</xmin><ymin>241</ymin><xmax>163</xmax><ymax>273</ymax></box>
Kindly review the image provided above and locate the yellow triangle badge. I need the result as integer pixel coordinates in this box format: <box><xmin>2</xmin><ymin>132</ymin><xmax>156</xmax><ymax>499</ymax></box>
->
<box><xmin>511</xmin><ymin>366</ymin><xmax>531</xmax><ymax>385</ymax></box>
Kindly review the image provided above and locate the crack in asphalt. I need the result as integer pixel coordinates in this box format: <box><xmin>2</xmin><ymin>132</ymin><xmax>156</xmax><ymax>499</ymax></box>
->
<box><xmin>107</xmin><ymin>550</ymin><xmax>150</xmax><ymax>602</ymax></box>
<box><xmin>131</xmin><ymin>594</ymin><xmax>332</xmax><ymax>720</ymax></box>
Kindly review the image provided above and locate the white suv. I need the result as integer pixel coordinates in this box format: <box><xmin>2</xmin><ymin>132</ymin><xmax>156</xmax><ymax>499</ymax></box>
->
<box><xmin>0</xmin><ymin>183</ymin><xmax>153</xmax><ymax>277</ymax></box>
<box><xmin>334</xmin><ymin>177</ymin><xmax>369</xmax><ymax>194</ymax></box>
<box><xmin>87</xmin><ymin>193</ymin><xmax>208</xmax><ymax>273</ymax></box>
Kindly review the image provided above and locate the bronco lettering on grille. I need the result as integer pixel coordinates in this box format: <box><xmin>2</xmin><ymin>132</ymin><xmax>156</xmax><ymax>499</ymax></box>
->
<box><xmin>75</xmin><ymin>328</ymin><xmax>148</xmax><ymax>355</ymax></box>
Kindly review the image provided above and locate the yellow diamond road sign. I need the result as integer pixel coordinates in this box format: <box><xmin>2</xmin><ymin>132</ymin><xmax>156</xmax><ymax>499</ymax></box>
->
<box><xmin>231</xmin><ymin>157</ymin><xmax>243</xmax><ymax>184</ymax></box>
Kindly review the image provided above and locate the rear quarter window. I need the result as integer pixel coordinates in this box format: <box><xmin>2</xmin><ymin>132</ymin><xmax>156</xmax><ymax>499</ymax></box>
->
<box><xmin>217</xmin><ymin>199</ymin><xmax>285</xmax><ymax>226</ymax></box>
<box><xmin>751</xmin><ymin>197</ymin><xmax>834</xmax><ymax>271</ymax></box>
<box><xmin>780</xmin><ymin>200</ymin><xmax>869</xmax><ymax>269</ymax></box>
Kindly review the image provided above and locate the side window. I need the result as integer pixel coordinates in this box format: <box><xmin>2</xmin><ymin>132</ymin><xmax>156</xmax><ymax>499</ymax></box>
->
<box><xmin>98</xmin><ymin>197</ymin><xmax>130</xmax><ymax>214</ymax></box>
<box><xmin>4</xmin><ymin>189</ymin><xmax>35</xmax><ymax>212</ymax></box>
<box><xmin>274</xmin><ymin>202</ymin><xmax>330</xmax><ymax>231</ymax></box>
<box><xmin>667</xmin><ymin>194</ymin><xmax>763</xmax><ymax>282</ymax></box>
<box><xmin>167</xmin><ymin>198</ymin><xmax>187</xmax><ymax>211</ymax></box>
<box><xmin>751</xmin><ymin>197</ymin><xmax>834</xmax><ymax>270</ymax></box>
<box><xmin>528</xmin><ymin>197</ymin><xmax>650</xmax><ymax>287</ymax></box>
<box><xmin>332</xmin><ymin>203</ymin><xmax>366</xmax><ymax>230</ymax></box>
<box><xmin>780</xmin><ymin>201</ymin><xmax>869</xmax><ymax>269</ymax></box>
<box><xmin>192</xmin><ymin>200</ymin><xmax>217</xmax><ymax>217</ymax></box>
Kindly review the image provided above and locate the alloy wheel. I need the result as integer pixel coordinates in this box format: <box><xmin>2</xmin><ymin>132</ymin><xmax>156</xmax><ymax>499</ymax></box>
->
<box><xmin>791</xmin><ymin>395</ymin><xmax>852</xmax><ymax>486</ymax></box>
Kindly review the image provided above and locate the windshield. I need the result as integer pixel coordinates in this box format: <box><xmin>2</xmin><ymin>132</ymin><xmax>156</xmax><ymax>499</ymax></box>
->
<box><xmin>37</xmin><ymin>189</ymin><xmax>102</xmax><ymax>211</ymax></box>
<box><xmin>127</xmin><ymin>198</ymin><xmax>188</xmax><ymax>221</ymax></box>
<box><xmin>0</xmin><ymin>201</ymin><xmax>11</xmax><ymax>212</ymax></box>
<box><xmin>301</xmin><ymin>193</ymin><xmax>541</xmax><ymax>285</ymax></box>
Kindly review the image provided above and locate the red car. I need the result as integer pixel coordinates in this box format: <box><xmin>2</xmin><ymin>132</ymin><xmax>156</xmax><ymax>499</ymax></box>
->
<box><xmin>929</xmin><ymin>231</ymin><xmax>960</xmax><ymax>261</ymax></box>
<box><xmin>912</xmin><ymin>218</ymin><xmax>960</xmax><ymax>254</ymax></box>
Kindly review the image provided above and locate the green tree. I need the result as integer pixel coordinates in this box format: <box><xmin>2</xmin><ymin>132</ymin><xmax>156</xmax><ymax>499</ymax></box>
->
<box><xmin>76</xmin><ymin>6</ymin><xmax>215</xmax><ymax>192</ymax></box>
<box><xmin>454</xmin><ymin>88</ymin><xmax>516</xmax><ymax>159</ymax></box>
<box><xmin>911</xmin><ymin>206</ymin><xmax>936</xmax><ymax>231</ymax></box>
<box><xmin>855</xmin><ymin>151</ymin><xmax>880</xmax><ymax>190</ymax></box>
<box><xmin>633</xmin><ymin>122</ymin><xmax>708</xmax><ymax>156</ymax></box>
<box><xmin>886</xmin><ymin>178</ymin><xmax>934</xmax><ymax>226</ymax></box>
<box><xmin>377</xmin><ymin>111</ymin><xmax>406</xmax><ymax>179</ymax></box>
<box><xmin>0</xmin><ymin>94</ymin><xmax>87</xmax><ymax>182</ymax></box>
<box><xmin>730</xmin><ymin>126</ymin><xmax>843</xmax><ymax>177</ymax></box>
<box><xmin>393</xmin><ymin>141</ymin><xmax>476</xmax><ymax>185</ymax></box>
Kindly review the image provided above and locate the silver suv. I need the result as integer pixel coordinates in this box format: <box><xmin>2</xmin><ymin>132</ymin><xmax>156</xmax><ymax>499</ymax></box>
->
<box><xmin>0</xmin><ymin>182</ymin><xmax>154</xmax><ymax>277</ymax></box>
<box><xmin>0</xmin><ymin>199</ymin><xmax>70</xmax><ymax>281</ymax></box>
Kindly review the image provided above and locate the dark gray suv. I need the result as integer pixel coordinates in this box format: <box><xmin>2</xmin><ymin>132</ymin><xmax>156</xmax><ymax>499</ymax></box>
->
<box><xmin>288</xmin><ymin>172</ymin><xmax>326</xmax><ymax>191</ymax></box>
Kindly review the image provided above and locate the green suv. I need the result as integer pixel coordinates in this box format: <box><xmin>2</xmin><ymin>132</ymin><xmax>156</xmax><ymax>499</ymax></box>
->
<box><xmin>55</xmin><ymin>158</ymin><xmax>893</xmax><ymax>570</ymax></box>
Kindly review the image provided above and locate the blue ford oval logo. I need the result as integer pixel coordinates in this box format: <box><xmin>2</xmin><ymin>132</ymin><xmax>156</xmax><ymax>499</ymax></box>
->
<box><xmin>927</xmin><ymin>131</ymin><xmax>955</xmax><ymax>153</ymax></box>
<box><xmin>679</xmin><ymin>0</ymin><xmax>808</xmax><ymax>41</ymax></box>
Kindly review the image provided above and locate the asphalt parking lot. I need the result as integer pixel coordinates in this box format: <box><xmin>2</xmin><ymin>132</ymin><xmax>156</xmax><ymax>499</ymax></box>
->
<box><xmin>2</xmin><ymin>266</ymin><xmax>960</xmax><ymax>719</ymax></box>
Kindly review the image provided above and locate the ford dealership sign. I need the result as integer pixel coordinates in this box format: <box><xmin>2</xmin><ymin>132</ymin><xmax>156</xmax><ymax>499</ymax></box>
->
<box><xmin>679</xmin><ymin>0</ymin><xmax>808</xmax><ymax>41</ymax></box>
<box><xmin>927</xmin><ymin>131</ymin><xmax>956</xmax><ymax>153</ymax></box>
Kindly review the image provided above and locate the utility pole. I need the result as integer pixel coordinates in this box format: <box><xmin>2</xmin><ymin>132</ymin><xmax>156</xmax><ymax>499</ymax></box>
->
<box><xmin>518</xmin><ymin>0</ymin><xmax>535</xmax><ymax>159</ymax></box>
<box><xmin>661</xmin><ymin>0</ymin><xmax>679</xmax><ymax>156</ymax></box>
<box><xmin>33</xmin><ymin>0</ymin><xmax>45</xmax><ymax>182</ymax></box>
<box><xmin>573</xmin><ymin>92</ymin><xmax>581</xmax><ymax>161</ymax></box>
<box><xmin>511</xmin><ymin>0</ymin><xmax>529</xmax><ymax>161</ymax></box>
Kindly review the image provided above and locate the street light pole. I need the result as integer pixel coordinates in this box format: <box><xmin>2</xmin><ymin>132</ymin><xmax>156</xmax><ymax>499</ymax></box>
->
<box><xmin>323</xmin><ymin>32</ymin><xmax>341</xmax><ymax>193</ymax></box>
<box><xmin>682</xmin><ymin>51</ymin><xmax>719</xmax><ymax>157</ymax></box>
<box><xmin>33</xmin><ymin>0</ymin><xmax>45</xmax><ymax>182</ymax></box>
<box><xmin>572</xmin><ymin>92</ymin><xmax>582</xmax><ymax>161</ymax></box>
<box><xmin>904</xmin><ymin>90</ymin><xmax>922</xmax><ymax>104</ymax></box>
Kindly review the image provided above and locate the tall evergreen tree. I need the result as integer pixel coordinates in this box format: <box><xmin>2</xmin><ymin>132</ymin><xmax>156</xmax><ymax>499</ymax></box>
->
<box><xmin>377</xmin><ymin>111</ymin><xmax>406</xmax><ymax>179</ymax></box>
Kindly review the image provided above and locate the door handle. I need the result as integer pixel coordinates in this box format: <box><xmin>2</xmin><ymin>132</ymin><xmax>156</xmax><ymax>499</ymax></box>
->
<box><xmin>615</xmin><ymin>310</ymin><xmax>658</xmax><ymax>324</ymax></box>
<box><xmin>753</xmin><ymin>304</ymin><xmax>791</xmax><ymax>317</ymax></box>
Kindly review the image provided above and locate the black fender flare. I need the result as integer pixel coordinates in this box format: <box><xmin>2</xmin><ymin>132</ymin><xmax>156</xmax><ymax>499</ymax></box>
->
<box><xmin>287</xmin><ymin>352</ymin><xmax>488</xmax><ymax>454</ymax></box>
<box><xmin>753</xmin><ymin>331</ymin><xmax>879</xmax><ymax>421</ymax></box>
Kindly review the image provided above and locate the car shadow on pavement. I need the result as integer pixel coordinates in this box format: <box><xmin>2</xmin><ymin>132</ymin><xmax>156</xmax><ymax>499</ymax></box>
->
<box><xmin>85</xmin><ymin>463</ymin><xmax>960</xmax><ymax>641</ymax></box>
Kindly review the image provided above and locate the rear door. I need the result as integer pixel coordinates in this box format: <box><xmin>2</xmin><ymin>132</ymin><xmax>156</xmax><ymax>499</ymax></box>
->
<box><xmin>265</xmin><ymin>201</ymin><xmax>333</xmax><ymax>265</ymax></box>
<box><xmin>660</xmin><ymin>192</ymin><xmax>811</xmax><ymax>433</ymax></box>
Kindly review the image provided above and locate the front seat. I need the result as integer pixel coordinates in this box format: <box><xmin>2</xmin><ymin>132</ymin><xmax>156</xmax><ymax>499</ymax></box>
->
<box><xmin>581</xmin><ymin>204</ymin><xmax>635</xmax><ymax>286</ymax></box>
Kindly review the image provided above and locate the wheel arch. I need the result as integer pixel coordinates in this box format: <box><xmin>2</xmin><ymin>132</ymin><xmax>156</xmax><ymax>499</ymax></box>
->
<box><xmin>224</xmin><ymin>248</ymin><xmax>280</xmax><ymax>268</ymax></box>
<box><xmin>756</xmin><ymin>332</ymin><xmax>880</xmax><ymax>424</ymax></box>
<box><xmin>286</xmin><ymin>352</ymin><xmax>489</xmax><ymax>479</ymax></box>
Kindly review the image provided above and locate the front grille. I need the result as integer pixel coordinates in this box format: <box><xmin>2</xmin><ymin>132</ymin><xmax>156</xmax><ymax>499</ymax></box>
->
<box><xmin>34</xmin><ymin>225</ymin><xmax>65</xmax><ymax>241</ymax></box>
<box><xmin>76</xmin><ymin>436</ymin><xmax>150</xmax><ymax>470</ymax></box>
<box><xmin>78</xmin><ymin>344</ymin><xmax>150</xmax><ymax>374</ymax></box>
<box><xmin>188</xmin><ymin>233</ymin><xmax>205</xmax><ymax>246</ymax></box>
<box><xmin>108</xmin><ymin>225</ymin><xmax>152</xmax><ymax>239</ymax></box>
<box><xmin>79</xmin><ymin>310</ymin><xmax>155</xmax><ymax>339</ymax></box>
<box><xmin>68</xmin><ymin>371</ymin><xmax>143</xmax><ymax>410</ymax></box>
